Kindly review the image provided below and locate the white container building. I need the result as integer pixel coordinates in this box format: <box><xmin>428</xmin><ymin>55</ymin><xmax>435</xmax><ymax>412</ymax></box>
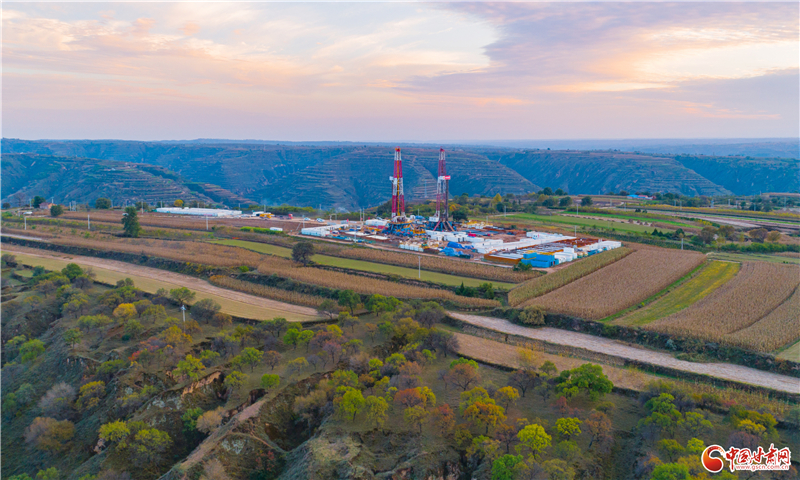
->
<box><xmin>155</xmin><ymin>207</ymin><xmax>242</xmax><ymax>217</ymax></box>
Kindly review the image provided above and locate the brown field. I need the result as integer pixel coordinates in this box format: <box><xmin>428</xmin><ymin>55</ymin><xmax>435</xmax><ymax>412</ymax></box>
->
<box><xmin>648</xmin><ymin>262</ymin><xmax>800</xmax><ymax>352</ymax></box>
<box><xmin>524</xmin><ymin>247</ymin><xmax>706</xmax><ymax>319</ymax></box>
<box><xmin>29</xmin><ymin>234</ymin><xmax>499</xmax><ymax>307</ymax></box>
<box><xmin>208</xmin><ymin>275</ymin><xmax>326</xmax><ymax>308</ymax></box>
<box><xmin>508</xmin><ymin>247</ymin><xmax>633</xmax><ymax>306</ymax></box>
<box><xmin>315</xmin><ymin>243</ymin><xmax>537</xmax><ymax>284</ymax></box>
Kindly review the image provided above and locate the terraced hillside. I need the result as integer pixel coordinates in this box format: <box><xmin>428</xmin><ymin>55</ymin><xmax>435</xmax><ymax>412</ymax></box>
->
<box><xmin>674</xmin><ymin>155</ymin><xmax>799</xmax><ymax>195</ymax></box>
<box><xmin>1</xmin><ymin>153</ymin><xmax>250</xmax><ymax>207</ymax></box>
<box><xmin>490</xmin><ymin>150</ymin><xmax>733</xmax><ymax>196</ymax></box>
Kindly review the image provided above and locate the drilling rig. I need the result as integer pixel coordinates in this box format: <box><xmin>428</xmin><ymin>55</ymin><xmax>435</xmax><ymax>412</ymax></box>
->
<box><xmin>386</xmin><ymin>147</ymin><xmax>412</xmax><ymax>234</ymax></box>
<box><xmin>431</xmin><ymin>148</ymin><xmax>455</xmax><ymax>231</ymax></box>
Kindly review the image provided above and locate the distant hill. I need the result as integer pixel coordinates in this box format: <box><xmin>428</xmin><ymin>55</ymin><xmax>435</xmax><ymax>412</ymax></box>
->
<box><xmin>2</xmin><ymin>139</ymin><xmax>798</xmax><ymax>209</ymax></box>
<box><xmin>0</xmin><ymin>153</ymin><xmax>251</xmax><ymax>208</ymax></box>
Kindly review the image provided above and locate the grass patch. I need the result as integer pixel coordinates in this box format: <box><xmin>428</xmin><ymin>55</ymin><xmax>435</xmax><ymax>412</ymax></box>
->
<box><xmin>708</xmin><ymin>251</ymin><xmax>800</xmax><ymax>265</ymax></box>
<box><xmin>776</xmin><ymin>340</ymin><xmax>800</xmax><ymax>362</ymax></box>
<box><xmin>612</xmin><ymin>261</ymin><xmax>739</xmax><ymax>326</ymax></box>
<box><xmin>210</xmin><ymin>239</ymin><xmax>514</xmax><ymax>288</ymax></box>
<box><xmin>504</xmin><ymin>213</ymin><xmax>661</xmax><ymax>233</ymax></box>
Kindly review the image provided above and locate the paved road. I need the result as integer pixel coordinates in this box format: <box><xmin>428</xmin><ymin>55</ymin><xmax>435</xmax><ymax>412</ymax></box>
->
<box><xmin>5</xmin><ymin>246</ymin><xmax>320</xmax><ymax>320</ymax></box>
<box><xmin>448</xmin><ymin>312</ymin><xmax>800</xmax><ymax>394</ymax></box>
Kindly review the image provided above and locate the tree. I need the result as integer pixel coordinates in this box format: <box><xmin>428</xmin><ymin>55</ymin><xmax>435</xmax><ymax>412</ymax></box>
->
<box><xmin>24</xmin><ymin>417</ymin><xmax>75</xmax><ymax>453</ymax></box>
<box><xmin>113</xmin><ymin>303</ymin><xmax>137</xmax><ymax>322</ymax></box>
<box><xmin>338</xmin><ymin>289</ymin><xmax>360</xmax><ymax>315</ymax></box>
<box><xmin>404</xmin><ymin>405</ymin><xmax>428</xmax><ymax>434</ymax></box>
<box><xmin>38</xmin><ymin>383</ymin><xmax>76</xmax><ymax>418</ymax></box>
<box><xmin>446</xmin><ymin>363</ymin><xmax>481</xmax><ymax>391</ymax></box>
<box><xmin>61</xmin><ymin>263</ymin><xmax>84</xmax><ymax>280</ymax></box>
<box><xmin>657</xmin><ymin>439</ymin><xmax>685</xmax><ymax>462</ymax></box>
<box><xmin>33</xmin><ymin>196</ymin><xmax>47</xmax><ymax>208</ymax></box>
<box><xmin>261</xmin><ymin>374</ymin><xmax>280</xmax><ymax>391</ymax></box>
<box><xmin>291</xmin><ymin>241</ymin><xmax>314</xmax><ymax>264</ymax></box>
<box><xmin>432</xmin><ymin>404</ymin><xmax>456</xmax><ymax>436</ymax></box>
<box><xmin>237</xmin><ymin>347</ymin><xmax>264</xmax><ymax>371</ymax></box>
<box><xmin>491</xmin><ymin>454</ymin><xmax>524</xmax><ymax>480</ymax></box>
<box><xmin>580</xmin><ymin>196</ymin><xmax>592</xmax><ymax>207</ymax></box>
<box><xmin>169</xmin><ymin>287</ymin><xmax>196</xmax><ymax>306</ymax></box>
<box><xmin>285</xmin><ymin>357</ymin><xmax>309</xmax><ymax>378</ymax></box>
<box><xmin>174</xmin><ymin>199</ymin><xmax>184</xmax><ymax>207</ymax></box>
<box><xmin>121</xmin><ymin>207</ymin><xmax>141</xmax><ymax>237</ymax></box>
<box><xmin>196</xmin><ymin>408</ymin><xmax>225</xmax><ymax>433</ymax></box>
<box><xmin>283</xmin><ymin>328</ymin><xmax>300</xmax><ymax>349</ymax></box>
<box><xmin>699</xmin><ymin>226</ymin><xmax>717</xmax><ymax>244</ymax></box>
<box><xmin>364</xmin><ymin>395</ymin><xmax>389</xmax><ymax>428</ymax></box>
<box><xmin>99</xmin><ymin>420</ymin><xmax>131</xmax><ymax>444</ymax></box>
<box><xmin>650</xmin><ymin>463</ymin><xmax>690</xmax><ymax>480</ymax></box>
<box><xmin>263</xmin><ymin>317</ymin><xmax>288</xmax><ymax>338</ymax></box>
<box><xmin>49</xmin><ymin>204</ymin><xmax>64</xmax><ymax>217</ymax></box>
<box><xmin>192</xmin><ymin>298</ymin><xmax>221</xmax><ymax>323</ymax></box>
<box><xmin>336</xmin><ymin>388</ymin><xmax>365</xmax><ymax>421</ymax></box>
<box><xmin>130</xmin><ymin>428</ymin><xmax>172</xmax><ymax>467</ymax></box>
<box><xmin>142</xmin><ymin>305</ymin><xmax>167</xmax><ymax>324</ymax></box>
<box><xmin>748</xmin><ymin>228</ymin><xmax>768</xmax><ymax>242</ymax></box>
<box><xmin>516</xmin><ymin>424</ymin><xmax>551</xmax><ymax>461</ymax></box>
<box><xmin>174</xmin><ymin>355</ymin><xmax>206</xmax><ymax>381</ymax></box>
<box><xmin>509</xmin><ymin>370</ymin><xmax>537</xmax><ymax>398</ymax></box>
<box><xmin>585</xmin><ymin>411</ymin><xmax>612</xmax><ymax>450</ymax></box>
<box><xmin>20</xmin><ymin>339</ymin><xmax>46</xmax><ymax>363</ymax></box>
<box><xmin>63</xmin><ymin>328</ymin><xmax>83</xmax><ymax>348</ymax></box>
<box><xmin>213</xmin><ymin>312</ymin><xmax>232</xmax><ymax>329</ymax></box>
<box><xmin>464</xmin><ymin>402</ymin><xmax>507</xmax><ymax>434</ymax></box>
<box><xmin>36</xmin><ymin>469</ymin><xmax>60</xmax><ymax>480</ymax></box>
<box><xmin>224</xmin><ymin>371</ymin><xmax>247</xmax><ymax>393</ymax></box>
<box><xmin>556</xmin><ymin>364</ymin><xmax>613</xmax><ymax>401</ymax></box>
<box><xmin>365</xmin><ymin>323</ymin><xmax>378</xmax><ymax>342</ymax></box>
<box><xmin>540</xmin><ymin>361</ymin><xmax>557</xmax><ymax>377</ymax></box>
<box><xmin>559</xmin><ymin>196</ymin><xmax>573</xmax><ymax>207</ymax></box>
<box><xmin>555</xmin><ymin>417</ymin><xmax>582</xmax><ymax>440</ymax></box>
<box><xmin>95</xmin><ymin>198</ymin><xmax>112</xmax><ymax>209</ymax></box>
<box><xmin>494</xmin><ymin>386</ymin><xmax>520</xmax><ymax>410</ymax></box>
<box><xmin>76</xmin><ymin>381</ymin><xmax>106</xmax><ymax>410</ymax></box>
<box><xmin>319</xmin><ymin>299</ymin><xmax>339</xmax><ymax>319</ymax></box>
<box><xmin>263</xmin><ymin>351</ymin><xmax>281</xmax><ymax>370</ymax></box>
<box><xmin>766</xmin><ymin>230</ymin><xmax>782</xmax><ymax>242</ymax></box>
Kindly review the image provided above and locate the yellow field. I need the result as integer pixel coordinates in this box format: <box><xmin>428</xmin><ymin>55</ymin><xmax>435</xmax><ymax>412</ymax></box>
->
<box><xmin>10</xmin><ymin>252</ymin><xmax>317</xmax><ymax>321</ymax></box>
<box><xmin>614</xmin><ymin>261</ymin><xmax>740</xmax><ymax>326</ymax></box>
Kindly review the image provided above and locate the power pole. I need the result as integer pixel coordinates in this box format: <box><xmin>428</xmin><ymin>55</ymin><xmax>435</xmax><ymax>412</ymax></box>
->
<box><xmin>418</xmin><ymin>256</ymin><xmax>421</xmax><ymax>279</ymax></box>
<box><xmin>88</xmin><ymin>214</ymin><xmax>91</xmax><ymax>231</ymax></box>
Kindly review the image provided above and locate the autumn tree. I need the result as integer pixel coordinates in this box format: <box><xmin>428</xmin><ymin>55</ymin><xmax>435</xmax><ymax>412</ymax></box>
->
<box><xmin>169</xmin><ymin>287</ymin><xmax>196</xmax><ymax>306</ymax></box>
<box><xmin>236</xmin><ymin>347</ymin><xmax>263</xmax><ymax>372</ymax></box>
<box><xmin>516</xmin><ymin>424</ymin><xmax>551</xmax><ymax>461</ymax></box>
<box><xmin>24</xmin><ymin>417</ymin><xmax>75</xmax><ymax>453</ymax></box>
<box><xmin>261</xmin><ymin>374</ymin><xmax>280</xmax><ymax>391</ymax></box>
<box><xmin>336</xmin><ymin>388</ymin><xmax>365</xmax><ymax>421</ymax></box>
<box><xmin>63</xmin><ymin>328</ymin><xmax>83</xmax><ymax>348</ymax></box>
<box><xmin>555</xmin><ymin>417</ymin><xmax>582</xmax><ymax>440</ymax></box>
<box><xmin>76</xmin><ymin>381</ymin><xmax>106</xmax><ymax>410</ymax></box>
<box><xmin>586</xmin><ymin>411</ymin><xmax>613</xmax><ymax>452</ymax></box>
<box><xmin>196</xmin><ymin>408</ymin><xmax>225</xmax><ymax>433</ymax></box>
<box><xmin>494</xmin><ymin>386</ymin><xmax>520</xmax><ymax>410</ymax></box>
<box><xmin>404</xmin><ymin>405</ymin><xmax>428</xmax><ymax>434</ymax></box>
<box><xmin>319</xmin><ymin>299</ymin><xmax>339</xmax><ymax>319</ymax></box>
<box><xmin>364</xmin><ymin>395</ymin><xmax>389</xmax><ymax>428</ymax></box>
<box><xmin>432</xmin><ymin>404</ymin><xmax>456</xmax><ymax>436</ymax></box>
<box><xmin>509</xmin><ymin>369</ymin><xmax>537</xmax><ymax>398</ymax></box>
<box><xmin>263</xmin><ymin>351</ymin><xmax>281</xmax><ymax>370</ymax></box>
<box><xmin>174</xmin><ymin>355</ymin><xmax>206</xmax><ymax>381</ymax></box>
<box><xmin>113</xmin><ymin>303</ymin><xmax>137</xmax><ymax>322</ymax></box>
<box><xmin>446</xmin><ymin>363</ymin><xmax>481</xmax><ymax>391</ymax></box>
<box><xmin>192</xmin><ymin>298</ymin><xmax>221</xmax><ymax>323</ymax></box>
<box><xmin>464</xmin><ymin>402</ymin><xmax>506</xmax><ymax>434</ymax></box>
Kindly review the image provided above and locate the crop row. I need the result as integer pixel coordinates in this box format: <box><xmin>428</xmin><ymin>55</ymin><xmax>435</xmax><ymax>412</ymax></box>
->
<box><xmin>508</xmin><ymin>247</ymin><xmax>633</xmax><ymax>306</ymax></box>
<box><xmin>208</xmin><ymin>275</ymin><xmax>325</xmax><ymax>308</ymax></box>
<box><xmin>647</xmin><ymin>262</ymin><xmax>800</xmax><ymax>352</ymax></box>
<box><xmin>526</xmin><ymin>247</ymin><xmax>706</xmax><ymax>319</ymax></box>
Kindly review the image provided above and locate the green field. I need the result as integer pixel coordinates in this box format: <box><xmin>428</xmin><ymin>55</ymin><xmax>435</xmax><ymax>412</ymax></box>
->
<box><xmin>210</xmin><ymin>239</ymin><xmax>514</xmax><ymax>289</ymax></box>
<box><xmin>776</xmin><ymin>340</ymin><xmax>800</xmax><ymax>362</ymax></box>
<box><xmin>11</xmin><ymin>252</ymin><xmax>316</xmax><ymax>321</ymax></box>
<box><xmin>503</xmin><ymin>213</ymin><xmax>660</xmax><ymax>233</ymax></box>
<box><xmin>613</xmin><ymin>260</ymin><xmax>740</xmax><ymax>326</ymax></box>
<box><xmin>564</xmin><ymin>211</ymin><xmax>696</xmax><ymax>228</ymax></box>
<box><xmin>708</xmin><ymin>252</ymin><xmax>800</xmax><ymax>265</ymax></box>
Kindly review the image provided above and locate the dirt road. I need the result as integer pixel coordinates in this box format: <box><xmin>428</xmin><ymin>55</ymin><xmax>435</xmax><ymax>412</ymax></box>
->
<box><xmin>5</xmin><ymin>246</ymin><xmax>320</xmax><ymax>320</ymax></box>
<box><xmin>448</xmin><ymin>312</ymin><xmax>800</xmax><ymax>394</ymax></box>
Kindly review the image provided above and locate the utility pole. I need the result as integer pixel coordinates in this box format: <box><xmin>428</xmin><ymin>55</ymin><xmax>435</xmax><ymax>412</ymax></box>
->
<box><xmin>206</xmin><ymin>216</ymin><xmax>209</xmax><ymax>230</ymax></box>
<box><xmin>24</xmin><ymin>215</ymin><xmax>27</xmax><ymax>230</ymax></box>
<box><xmin>418</xmin><ymin>256</ymin><xmax>421</xmax><ymax>279</ymax></box>
<box><xmin>180</xmin><ymin>305</ymin><xmax>187</xmax><ymax>332</ymax></box>
<box><xmin>88</xmin><ymin>214</ymin><xmax>91</xmax><ymax>231</ymax></box>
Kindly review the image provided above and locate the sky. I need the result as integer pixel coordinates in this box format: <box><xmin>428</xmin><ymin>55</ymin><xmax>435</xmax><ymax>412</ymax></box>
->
<box><xmin>2</xmin><ymin>1</ymin><xmax>798</xmax><ymax>141</ymax></box>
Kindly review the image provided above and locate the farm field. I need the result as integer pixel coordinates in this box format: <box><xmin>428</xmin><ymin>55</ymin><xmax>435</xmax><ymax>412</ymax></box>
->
<box><xmin>647</xmin><ymin>262</ymin><xmax>800</xmax><ymax>352</ymax></box>
<box><xmin>209</xmin><ymin>239</ymin><xmax>513</xmax><ymax>288</ymax></box>
<box><xmin>525</xmin><ymin>248</ymin><xmax>706</xmax><ymax>319</ymax></box>
<box><xmin>510</xmin><ymin>247</ymin><xmax>632</xmax><ymax>306</ymax></box>
<box><xmin>503</xmin><ymin>213</ymin><xmax>659</xmax><ymax>233</ymax></box>
<box><xmin>6</xmin><ymin>249</ymin><xmax>319</xmax><ymax>321</ymax></box>
<box><xmin>777</xmin><ymin>341</ymin><xmax>800</xmax><ymax>362</ymax></box>
<box><xmin>447</xmin><ymin>312</ymin><xmax>800</xmax><ymax>394</ymax></box>
<box><xmin>708</xmin><ymin>251</ymin><xmax>800</xmax><ymax>265</ymax></box>
<box><xmin>561</xmin><ymin>211</ymin><xmax>696</xmax><ymax>228</ymax></box>
<box><xmin>613</xmin><ymin>260</ymin><xmax>740</xmax><ymax>326</ymax></box>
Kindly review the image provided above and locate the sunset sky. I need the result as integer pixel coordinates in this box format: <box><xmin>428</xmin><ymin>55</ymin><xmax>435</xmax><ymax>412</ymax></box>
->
<box><xmin>2</xmin><ymin>2</ymin><xmax>798</xmax><ymax>141</ymax></box>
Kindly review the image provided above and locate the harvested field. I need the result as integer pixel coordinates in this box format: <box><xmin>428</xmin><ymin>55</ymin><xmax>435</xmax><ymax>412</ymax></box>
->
<box><xmin>256</xmin><ymin>257</ymin><xmax>499</xmax><ymax>307</ymax></box>
<box><xmin>29</xmin><ymin>234</ymin><xmax>498</xmax><ymax>307</ymax></box>
<box><xmin>647</xmin><ymin>262</ymin><xmax>800</xmax><ymax>351</ymax></box>
<box><xmin>614</xmin><ymin>260</ymin><xmax>739</xmax><ymax>326</ymax></box>
<box><xmin>508</xmin><ymin>247</ymin><xmax>632</xmax><ymax>306</ymax></box>
<box><xmin>722</xmin><ymin>287</ymin><xmax>800</xmax><ymax>352</ymax></box>
<box><xmin>524</xmin><ymin>248</ymin><xmax>706</xmax><ymax>319</ymax></box>
<box><xmin>209</xmin><ymin>275</ymin><xmax>326</xmax><ymax>308</ymax></box>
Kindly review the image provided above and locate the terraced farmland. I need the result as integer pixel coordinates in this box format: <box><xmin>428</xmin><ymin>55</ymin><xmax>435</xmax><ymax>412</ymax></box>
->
<box><xmin>647</xmin><ymin>262</ymin><xmax>800</xmax><ymax>352</ymax></box>
<box><xmin>526</xmin><ymin>247</ymin><xmax>706</xmax><ymax>319</ymax></box>
<box><xmin>614</xmin><ymin>260</ymin><xmax>740</xmax><ymax>326</ymax></box>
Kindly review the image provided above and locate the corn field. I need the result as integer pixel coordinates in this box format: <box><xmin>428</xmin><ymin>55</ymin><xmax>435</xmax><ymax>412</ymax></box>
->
<box><xmin>525</xmin><ymin>247</ymin><xmax>706</xmax><ymax>319</ymax></box>
<box><xmin>648</xmin><ymin>262</ymin><xmax>800</xmax><ymax>352</ymax></box>
<box><xmin>508</xmin><ymin>247</ymin><xmax>633</xmax><ymax>306</ymax></box>
<box><xmin>208</xmin><ymin>275</ymin><xmax>326</xmax><ymax>308</ymax></box>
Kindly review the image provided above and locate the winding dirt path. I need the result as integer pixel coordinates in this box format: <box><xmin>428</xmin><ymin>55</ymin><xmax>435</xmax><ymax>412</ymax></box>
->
<box><xmin>448</xmin><ymin>312</ymin><xmax>800</xmax><ymax>394</ymax></box>
<box><xmin>4</xmin><ymin>245</ymin><xmax>320</xmax><ymax>320</ymax></box>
